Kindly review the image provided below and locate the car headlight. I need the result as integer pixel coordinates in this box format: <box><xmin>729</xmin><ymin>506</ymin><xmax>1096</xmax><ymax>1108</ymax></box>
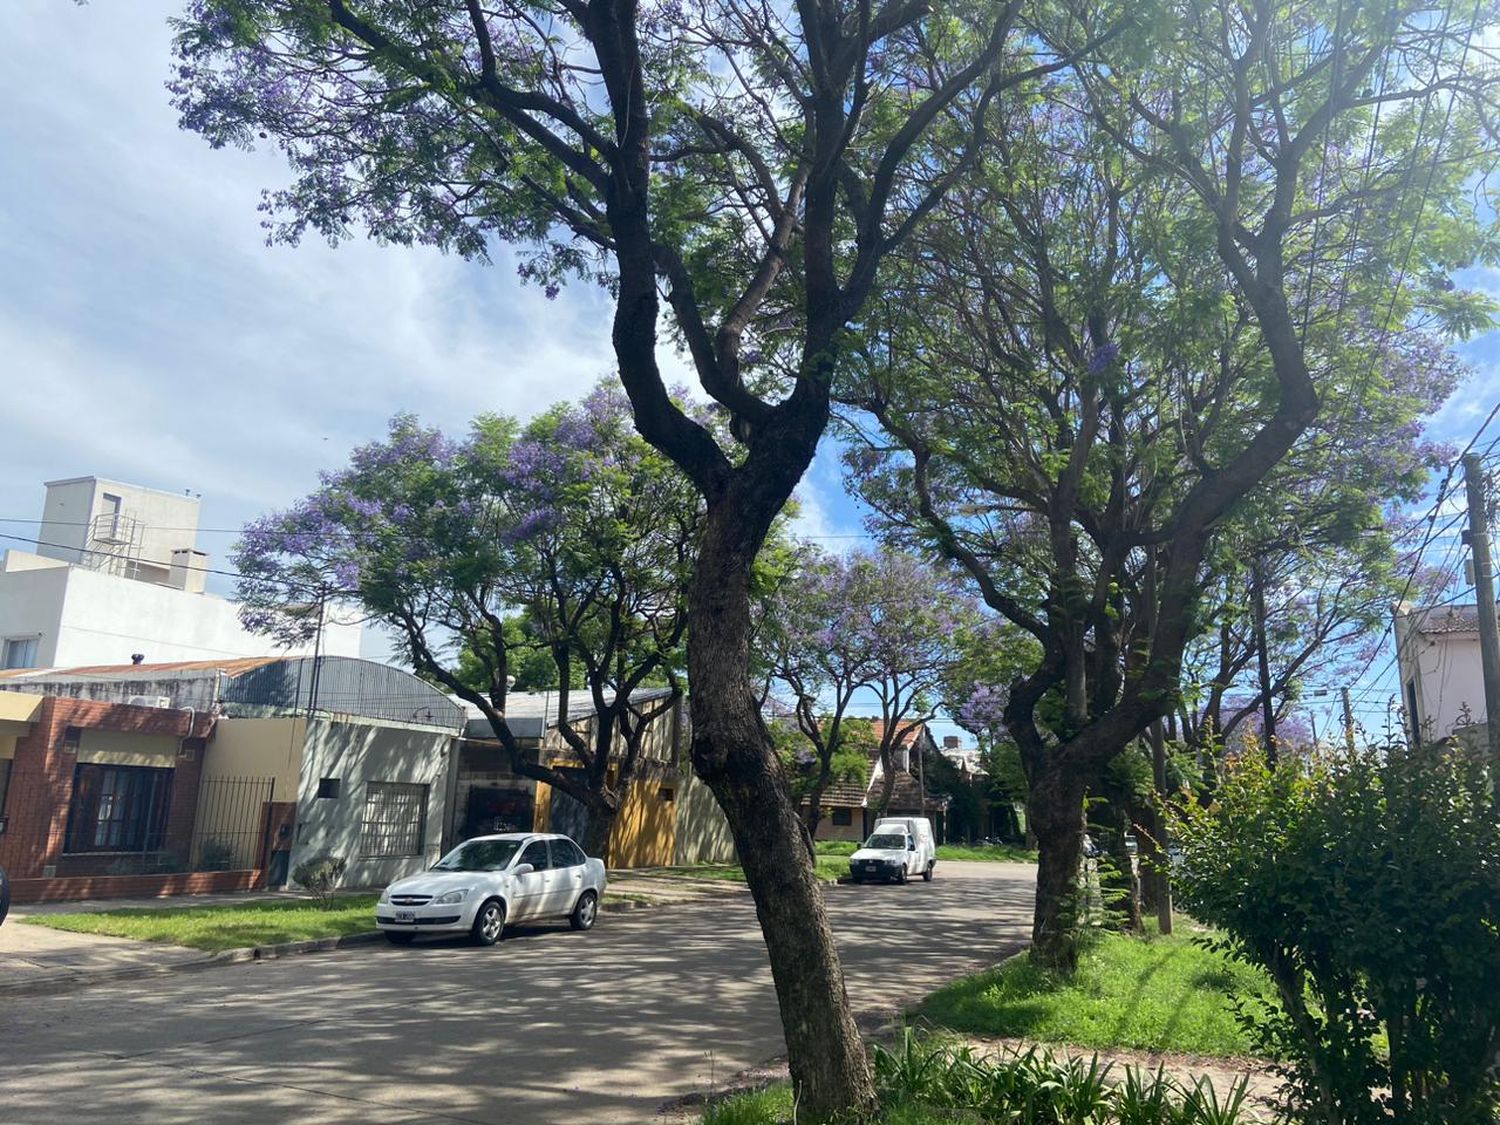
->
<box><xmin>378</xmin><ymin>887</ymin><xmax>392</xmax><ymax>903</ymax></box>
<box><xmin>432</xmin><ymin>888</ymin><xmax>470</xmax><ymax>905</ymax></box>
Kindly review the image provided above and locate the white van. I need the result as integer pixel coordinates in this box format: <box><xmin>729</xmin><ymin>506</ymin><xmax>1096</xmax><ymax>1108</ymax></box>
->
<box><xmin>847</xmin><ymin>816</ymin><xmax>937</xmax><ymax>884</ymax></box>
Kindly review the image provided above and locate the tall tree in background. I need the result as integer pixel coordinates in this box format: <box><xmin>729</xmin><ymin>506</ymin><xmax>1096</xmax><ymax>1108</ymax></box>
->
<box><xmin>235</xmin><ymin>387</ymin><xmax>694</xmax><ymax>858</ymax></box>
<box><xmin>845</xmin><ymin>0</ymin><xmax>1499</xmax><ymax>969</ymax></box>
<box><xmin>172</xmin><ymin>0</ymin><xmax>1042</xmax><ymax>1109</ymax></box>
<box><xmin>759</xmin><ymin>547</ymin><xmax>980</xmax><ymax>838</ymax></box>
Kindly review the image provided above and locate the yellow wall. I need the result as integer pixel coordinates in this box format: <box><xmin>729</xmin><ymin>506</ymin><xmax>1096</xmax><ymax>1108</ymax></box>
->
<box><xmin>204</xmin><ymin>716</ymin><xmax>304</xmax><ymax>796</ymax></box>
<box><xmin>607</xmin><ymin>775</ymin><xmax>676</xmax><ymax>868</ymax></box>
<box><xmin>78</xmin><ymin>728</ymin><xmax>179</xmax><ymax>767</ymax></box>
<box><xmin>0</xmin><ymin>735</ymin><xmax>15</xmax><ymax>761</ymax></box>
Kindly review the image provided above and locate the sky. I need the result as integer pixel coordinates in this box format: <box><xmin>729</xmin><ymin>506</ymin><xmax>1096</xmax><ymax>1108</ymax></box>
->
<box><xmin>0</xmin><ymin>3</ymin><xmax>865</xmax><ymax>635</ymax></box>
<box><xmin>3</xmin><ymin>2</ymin><xmax>1498</xmax><ymax>744</ymax></box>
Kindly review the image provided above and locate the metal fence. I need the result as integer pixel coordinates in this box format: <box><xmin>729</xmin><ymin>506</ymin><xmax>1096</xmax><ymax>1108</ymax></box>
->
<box><xmin>189</xmin><ymin>776</ymin><xmax>276</xmax><ymax>872</ymax></box>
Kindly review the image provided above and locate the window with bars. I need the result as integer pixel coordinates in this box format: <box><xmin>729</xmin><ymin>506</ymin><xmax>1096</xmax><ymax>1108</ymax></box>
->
<box><xmin>359</xmin><ymin>781</ymin><xmax>427</xmax><ymax>857</ymax></box>
<box><xmin>64</xmin><ymin>764</ymin><xmax>173</xmax><ymax>853</ymax></box>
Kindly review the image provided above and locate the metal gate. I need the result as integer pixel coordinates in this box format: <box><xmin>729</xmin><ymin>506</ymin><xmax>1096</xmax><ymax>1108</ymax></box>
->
<box><xmin>189</xmin><ymin>776</ymin><xmax>276</xmax><ymax>871</ymax></box>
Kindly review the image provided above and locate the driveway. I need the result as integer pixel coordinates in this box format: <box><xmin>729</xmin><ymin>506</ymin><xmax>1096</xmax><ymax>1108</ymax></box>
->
<box><xmin>0</xmin><ymin>860</ymin><xmax>1034</xmax><ymax>1124</ymax></box>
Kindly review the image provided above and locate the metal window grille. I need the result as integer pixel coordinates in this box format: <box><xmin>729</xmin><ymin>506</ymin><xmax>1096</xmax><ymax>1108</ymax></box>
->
<box><xmin>360</xmin><ymin>781</ymin><xmax>427</xmax><ymax>857</ymax></box>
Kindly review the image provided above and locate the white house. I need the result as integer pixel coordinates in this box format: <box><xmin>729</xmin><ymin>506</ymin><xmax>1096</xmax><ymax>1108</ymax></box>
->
<box><xmin>1392</xmin><ymin>600</ymin><xmax>1497</xmax><ymax>742</ymax></box>
<box><xmin>0</xmin><ymin>477</ymin><xmax>360</xmax><ymax>670</ymax></box>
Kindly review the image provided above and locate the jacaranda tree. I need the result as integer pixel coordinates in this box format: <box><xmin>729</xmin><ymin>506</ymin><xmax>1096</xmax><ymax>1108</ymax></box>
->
<box><xmin>843</xmin><ymin>0</ymin><xmax>1500</xmax><ymax>969</ymax></box>
<box><xmin>235</xmin><ymin>385</ymin><xmax>694</xmax><ymax>858</ymax></box>
<box><xmin>171</xmin><ymin>0</ymin><xmax>1046</xmax><ymax>1109</ymax></box>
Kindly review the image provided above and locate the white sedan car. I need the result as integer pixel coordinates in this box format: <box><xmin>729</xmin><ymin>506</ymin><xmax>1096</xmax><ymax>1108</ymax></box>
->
<box><xmin>376</xmin><ymin>833</ymin><xmax>607</xmax><ymax>946</ymax></box>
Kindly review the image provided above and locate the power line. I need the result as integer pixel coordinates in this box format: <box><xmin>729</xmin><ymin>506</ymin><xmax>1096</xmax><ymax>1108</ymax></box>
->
<box><xmin>0</xmin><ymin>532</ymin><xmax>247</xmax><ymax>581</ymax></box>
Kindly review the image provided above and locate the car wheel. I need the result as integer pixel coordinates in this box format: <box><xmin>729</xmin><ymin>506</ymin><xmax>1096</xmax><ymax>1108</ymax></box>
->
<box><xmin>923</xmin><ymin>862</ymin><xmax>935</xmax><ymax>882</ymax></box>
<box><xmin>895</xmin><ymin>866</ymin><xmax>907</xmax><ymax>885</ymax></box>
<box><xmin>384</xmin><ymin>931</ymin><xmax>416</xmax><ymax>946</ymax></box>
<box><xmin>471</xmin><ymin>898</ymin><xmax>506</xmax><ymax>946</ymax></box>
<box><xmin>570</xmin><ymin>889</ymin><xmax>599</xmax><ymax>931</ymax></box>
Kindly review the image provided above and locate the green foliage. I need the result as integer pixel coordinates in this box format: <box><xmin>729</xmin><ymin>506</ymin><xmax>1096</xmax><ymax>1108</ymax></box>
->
<box><xmin>702</xmin><ymin>1084</ymin><xmax>796</xmax><ymax>1125</ymax></box>
<box><xmin>917</xmin><ymin>929</ymin><xmax>1275</xmax><ymax>1058</ymax></box>
<box><xmin>291</xmin><ymin>854</ymin><xmax>347</xmax><ymax>909</ymax></box>
<box><xmin>701</xmin><ymin>1033</ymin><xmax>1253</xmax><ymax>1124</ymax></box>
<box><xmin>1171</xmin><ymin>744</ymin><xmax>1500</xmax><ymax>1123</ymax></box>
<box><xmin>195</xmin><ymin>839</ymin><xmax>237</xmax><ymax>873</ymax></box>
<box><xmin>871</xmin><ymin>1030</ymin><xmax>1248</xmax><ymax>1124</ymax></box>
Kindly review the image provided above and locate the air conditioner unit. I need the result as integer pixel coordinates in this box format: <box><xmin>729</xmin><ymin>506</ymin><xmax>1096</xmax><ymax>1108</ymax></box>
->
<box><xmin>125</xmin><ymin>694</ymin><xmax>173</xmax><ymax>709</ymax></box>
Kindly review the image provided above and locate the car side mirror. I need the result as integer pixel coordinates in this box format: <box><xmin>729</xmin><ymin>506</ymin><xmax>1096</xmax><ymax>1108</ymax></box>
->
<box><xmin>512</xmin><ymin>863</ymin><xmax>534</xmax><ymax>876</ymax></box>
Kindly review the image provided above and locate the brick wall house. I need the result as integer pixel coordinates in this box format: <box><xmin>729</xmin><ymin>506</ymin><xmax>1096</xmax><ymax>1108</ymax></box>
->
<box><xmin>0</xmin><ymin>695</ymin><xmax>213</xmax><ymax>883</ymax></box>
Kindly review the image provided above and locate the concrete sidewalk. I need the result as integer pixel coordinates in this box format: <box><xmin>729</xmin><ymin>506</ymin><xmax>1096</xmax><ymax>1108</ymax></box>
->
<box><xmin>0</xmin><ymin>876</ymin><xmax>734</xmax><ymax>995</ymax></box>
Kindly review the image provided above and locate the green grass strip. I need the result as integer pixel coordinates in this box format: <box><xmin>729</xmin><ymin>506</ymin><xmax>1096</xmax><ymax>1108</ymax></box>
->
<box><xmin>22</xmin><ymin>894</ymin><xmax>382</xmax><ymax>953</ymax></box>
<box><xmin>917</xmin><ymin>926</ymin><xmax>1276</xmax><ymax>1058</ymax></box>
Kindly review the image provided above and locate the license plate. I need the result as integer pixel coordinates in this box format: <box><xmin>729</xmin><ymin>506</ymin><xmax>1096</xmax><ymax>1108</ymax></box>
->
<box><xmin>394</xmin><ymin>910</ymin><xmax>416</xmax><ymax>923</ymax></box>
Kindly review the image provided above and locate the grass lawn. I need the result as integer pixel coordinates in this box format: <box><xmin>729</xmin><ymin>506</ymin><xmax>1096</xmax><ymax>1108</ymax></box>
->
<box><xmin>22</xmin><ymin>894</ymin><xmax>382</xmax><ymax>953</ymax></box>
<box><xmin>916</xmin><ymin>924</ymin><xmax>1276</xmax><ymax>1057</ymax></box>
<box><xmin>814</xmin><ymin>840</ymin><xmax>1037</xmax><ymax>863</ymax></box>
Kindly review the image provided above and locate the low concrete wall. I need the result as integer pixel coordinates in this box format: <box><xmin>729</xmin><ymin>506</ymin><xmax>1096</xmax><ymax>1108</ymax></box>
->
<box><xmin>10</xmin><ymin>868</ymin><xmax>262</xmax><ymax>904</ymax></box>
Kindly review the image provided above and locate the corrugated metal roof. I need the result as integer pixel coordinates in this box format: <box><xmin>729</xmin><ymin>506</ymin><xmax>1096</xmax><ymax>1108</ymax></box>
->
<box><xmin>0</xmin><ymin>657</ymin><xmax>280</xmax><ymax>681</ymax></box>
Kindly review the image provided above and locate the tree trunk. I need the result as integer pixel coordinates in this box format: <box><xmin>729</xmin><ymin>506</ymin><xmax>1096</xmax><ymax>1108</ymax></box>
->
<box><xmin>686</xmin><ymin>510</ymin><xmax>875</xmax><ymax>1119</ymax></box>
<box><xmin>581</xmin><ymin>794</ymin><xmax>618</xmax><ymax>865</ymax></box>
<box><xmin>1027</xmin><ymin>765</ymin><xmax>1089</xmax><ymax>973</ymax></box>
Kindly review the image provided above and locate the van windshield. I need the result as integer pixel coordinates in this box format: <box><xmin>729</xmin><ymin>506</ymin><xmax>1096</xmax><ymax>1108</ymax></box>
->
<box><xmin>865</xmin><ymin>833</ymin><xmax>907</xmax><ymax>850</ymax></box>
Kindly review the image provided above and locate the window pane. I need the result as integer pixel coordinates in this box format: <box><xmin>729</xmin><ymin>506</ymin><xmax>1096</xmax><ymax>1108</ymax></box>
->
<box><xmin>2</xmin><ymin>638</ymin><xmax>38</xmax><ymax>670</ymax></box>
<box><xmin>359</xmin><ymin>782</ymin><xmax>427</xmax><ymax>857</ymax></box>
<box><xmin>66</xmin><ymin>764</ymin><xmax>172</xmax><ymax>853</ymax></box>
<box><xmin>520</xmin><ymin>841</ymin><xmax>550</xmax><ymax>870</ymax></box>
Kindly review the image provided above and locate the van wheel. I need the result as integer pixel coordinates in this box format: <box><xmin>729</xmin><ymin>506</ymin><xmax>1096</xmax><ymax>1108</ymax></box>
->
<box><xmin>923</xmin><ymin>862</ymin><xmax>934</xmax><ymax>882</ymax></box>
<box><xmin>895</xmin><ymin>866</ymin><xmax>907</xmax><ymax>885</ymax></box>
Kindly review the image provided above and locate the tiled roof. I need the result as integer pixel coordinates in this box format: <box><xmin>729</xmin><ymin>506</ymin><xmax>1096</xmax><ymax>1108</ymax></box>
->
<box><xmin>1409</xmin><ymin>604</ymin><xmax>1498</xmax><ymax>636</ymax></box>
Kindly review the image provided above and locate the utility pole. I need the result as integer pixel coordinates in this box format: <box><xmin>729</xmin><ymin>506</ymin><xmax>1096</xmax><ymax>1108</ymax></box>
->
<box><xmin>1342</xmin><ymin>687</ymin><xmax>1357</xmax><ymax>754</ymax></box>
<box><xmin>1462</xmin><ymin>454</ymin><xmax>1500</xmax><ymax>792</ymax></box>
<box><xmin>1251</xmin><ymin>562</ymin><xmax>1278</xmax><ymax>766</ymax></box>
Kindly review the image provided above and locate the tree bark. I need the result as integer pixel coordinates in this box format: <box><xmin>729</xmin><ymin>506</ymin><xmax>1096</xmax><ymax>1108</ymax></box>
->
<box><xmin>1027</xmin><ymin>765</ymin><xmax>1089</xmax><ymax>972</ymax></box>
<box><xmin>580</xmin><ymin>793</ymin><xmax>618</xmax><ymax>863</ymax></box>
<box><xmin>686</xmin><ymin>504</ymin><xmax>875</xmax><ymax>1119</ymax></box>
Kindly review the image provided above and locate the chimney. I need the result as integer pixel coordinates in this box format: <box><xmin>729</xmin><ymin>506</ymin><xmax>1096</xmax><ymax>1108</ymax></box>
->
<box><xmin>943</xmin><ymin>735</ymin><xmax>960</xmax><ymax>749</ymax></box>
<box><xmin>169</xmin><ymin>548</ymin><xmax>209</xmax><ymax>594</ymax></box>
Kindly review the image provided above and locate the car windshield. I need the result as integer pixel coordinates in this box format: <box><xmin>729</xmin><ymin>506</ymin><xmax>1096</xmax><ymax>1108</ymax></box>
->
<box><xmin>431</xmin><ymin>839</ymin><xmax>523</xmax><ymax>872</ymax></box>
<box><xmin>865</xmin><ymin>833</ymin><xmax>907</xmax><ymax>850</ymax></box>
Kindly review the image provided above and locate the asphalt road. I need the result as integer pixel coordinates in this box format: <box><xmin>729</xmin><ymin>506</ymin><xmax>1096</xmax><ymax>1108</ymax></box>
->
<box><xmin>0</xmin><ymin>861</ymin><xmax>1035</xmax><ymax>1124</ymax></box>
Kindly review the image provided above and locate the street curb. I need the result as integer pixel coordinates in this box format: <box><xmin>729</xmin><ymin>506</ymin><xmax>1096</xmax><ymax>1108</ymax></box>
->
<box><xmin>0</xmin><ymin>896</ymin><xmax>658</xmax><ymax>998</ymax></box>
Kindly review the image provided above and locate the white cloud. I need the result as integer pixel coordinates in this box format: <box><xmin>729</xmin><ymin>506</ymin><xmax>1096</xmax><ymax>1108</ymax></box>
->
<box><xmin>0</xmin><ymin>0</ymin><xmax>681</xmax><ymax>567</ymax></box>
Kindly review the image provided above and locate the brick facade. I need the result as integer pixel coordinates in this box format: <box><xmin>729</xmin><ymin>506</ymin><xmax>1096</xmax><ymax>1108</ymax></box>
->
<box><xmin>0</xmin><ymin>695</ymin><xmax>215</xmax><ymax>880</ymax></box>
<box><xmin>9</xmin><ymin>868</ymin><xmax>262</xmax><ymax>905</ymax></box>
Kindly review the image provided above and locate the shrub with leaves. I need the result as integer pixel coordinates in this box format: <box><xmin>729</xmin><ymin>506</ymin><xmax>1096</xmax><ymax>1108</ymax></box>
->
<box><xmin>1171</xmin><ymin>744</ymin><xmax>1500</xmax><ymax>1123</ymax></box>
<box><xmin>871</xmin><ymin>1029</ymin><xmax>1246</xmax><ymax>1124</ymax></box>
<box><xmin>291</xmin><ymin>855</ymin><xmax>348</xmax><ymax>909</ymax></box>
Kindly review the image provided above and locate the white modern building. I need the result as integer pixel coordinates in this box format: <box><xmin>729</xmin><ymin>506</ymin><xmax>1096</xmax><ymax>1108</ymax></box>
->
<box><xmin>0</xmin><ymin>477</ymin><xmax>360</xmax><ymax>670</ymax></box>
<box><xmin>1392</xmin><ymin>600</ymin><xmax>1497</xmax><ymax>742</ymax></box>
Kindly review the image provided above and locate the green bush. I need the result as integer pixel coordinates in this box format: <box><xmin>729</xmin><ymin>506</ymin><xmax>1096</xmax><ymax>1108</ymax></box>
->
<box><xmin>196</xmin><ymin>838</ymin><xmax>236</xmax><ymax>872</ymax></box>
<box><xmin>291</xmin><ymin>854</ymin><xmax>348</xmax><ymax>908</ymax></box>
<box><xmin>1171</xmin><ymin>743</ymin><xmax>1500</xmax><ymax>1123</ymax></box>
